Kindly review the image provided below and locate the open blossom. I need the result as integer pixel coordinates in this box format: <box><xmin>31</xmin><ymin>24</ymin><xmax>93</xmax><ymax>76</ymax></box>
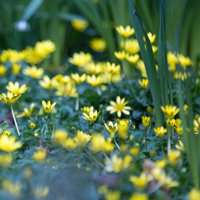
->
<box><xmin>107</xmin><ymin>96</ymin><xmax>131</xmax><ymax>118</ymax></box>
<box><xmin>161</xmin><ymin>105</ymin><xmax>179</xmax><ymax>119</ymax></box>
<box><xmin>82</xmin><ymin>106</ymin><xmax>99</xmax><ymax>123</ymax></box>
<box><xmin>0</xmin><ymin>82</ymin><xmax>27</xmax><ymax>104</ymax></box>
<box><xmin>0</xmin><ymin>134</ymin><xmax>22</xmax><ymax>152</ymax></box>
<box><xmin>42</xmin><ymin>100</ymin><xmax>56</xmax><ymax>114</ymax></box>
<box><xmin>116</xmin><ymin>25</ymin><xmax>135</xmax><ymax>38</ymax></box>
<box><xmin>23</xmin><ymin>66</ymin><xmax>44</xmax><ymax>79</ymax></box>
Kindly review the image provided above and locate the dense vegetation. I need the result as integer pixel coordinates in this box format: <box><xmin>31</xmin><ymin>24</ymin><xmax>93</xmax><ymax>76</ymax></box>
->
<box><xmin>0</xmin><ymin>0</ymin><xmax>200</xmax><ymax>200</ymax></box>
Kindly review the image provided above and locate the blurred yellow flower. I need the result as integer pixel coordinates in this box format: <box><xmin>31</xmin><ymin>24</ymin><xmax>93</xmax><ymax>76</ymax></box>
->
<box><xmin>193</xmin><ymin>116</ymin><xmax>200</xmax><ymax>134</ymax></box>
<box><xmin>138</xmin><ymin>78</ymin><xmax>149</xmax><ymax>89</ymax></box>
<box><xmin>104</xmin><ymin>121</ymin><xmax>118</xmax><ymax>138</ymax></box>
<box><xmin>116</xmin><ymin>25</ymin><xmax>135</xmax><ymax>38</ymax></box>
<box><xmin>90</xmin><ymin>38</ymin><xmax>106</xmax><ymax>52</ymax></box>
<box><xmin>74</xmin><ymin>130</ymin><xmax>91</xmax><ymax>146</ymax></box>
<box><xmin>154</xmin><ymin>126</ymin><xmax>167</xmax><ymax>137</ymax></box>
<box><xmin>129</xmin><ymin>193</ymin><xmax>148</xmax><ymax>200</ymax></box>
<box><xmin>6</xmin><ymin>81</ymin><xmax>27</xmax><ymax>96</ymax></box>
<box><xmin>32</xmin><ymin>148</ymin><xmax>47</xmax><ymax>162</ymax></box>
<box><xmin>0</xmin><ymin>65</ymin><xmax>7</xmax><ymax>76</ymax></box>
<box><xmin>117</xmin><ymin>119</ymin><xmax>129</xmax><ymax>139</ymax></box>
<box><xmin>123</xmin><ymin>39</ymin><xmax>140</xmax><ymax>54</ymax></box>
<box><xmin>168</xmin><ymin>150</ymin><xmax>181</xmax><ymax>165</ymax></box>
<box><xmin>53</xmin><ymin>129</ymin><xmax>68</xmax><ymax>145</ymax></box>
<box><xmin>82</xmin><ymin>106</ymin><xmax>99</xmax><ymax>123</ymax></box>
<box><xmin>69</xmin><ymin>52</ymin><xmax>92</xmax><ymax>67</ymax></box>
<box><xmin>0</xmin><ymin>154</ymin><xmax>13</xmax><ymax>167</ymax></box>
<box><xmin>71</xmin><ymin>18</ymin><xmax>88</xmax><ymax>32</ymax></box>
<box><xmin>0</xmin><ymin>134</ymin><xmax>22</xmax><ymax>152</ymax></box>
<box><xmin>23</xmin><ymin>66</ymin><xmax>44</xmax><ymax>79</ymax></box>
<box><xmin>90</xmin><ymin>134</ymin><xmax>114</xmax><ymax>153</ymax></box>
<box><xmin>130</xmin><ymin>173</ymin><xmax>149</xmax><ymax>188</ymax></box>
<box><xmin>2</xmin><ymin>180</ymin><xmax>22</xmax><ymax>197</ymax></box>
<box><xmin>189</xmin><ymin>189</ymin><xmax>200</xmax><ymax>200</ymax></box>
<box><xmin>42</xmin><ymin>100</ymin><xmax>56</xmax><ymax>114</ymax></box>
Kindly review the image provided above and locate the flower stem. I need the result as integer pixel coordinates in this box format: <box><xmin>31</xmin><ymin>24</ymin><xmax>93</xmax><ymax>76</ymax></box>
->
<box><xmin>10</xmin><ymin>105</ymin><xmax>21</xmax><ymax>136</ymax></box>
<box><xmin>167</xmin><ymin>126</ymin><xmax>171</xmax><ymax>155</ymax></box>
<box><xmin>75</xmin><ymin>96</ymin><xmax>79</xmax><ymax>111</ymax></box>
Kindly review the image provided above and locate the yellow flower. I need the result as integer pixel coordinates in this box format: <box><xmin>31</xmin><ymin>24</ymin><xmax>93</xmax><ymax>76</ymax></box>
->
<box><xmin>130</xmin><ymin>173</ymin><xmax>149</xmax><ymax>188</ymax></box>
<box><xmin>62</xmin><ymin>138</ymin><xmax>77</xmax><ymax>150</ymax></box>
<box><xmin>178</xmin><ymin>54</ymin><xmax>192</xmax><ymax>68</ymax></box>
<box><xmin>167</xmin><ymin>52</ymin><xmax>178</xmax><ymax>72</ymax></box>
<box><xmin>147</xmin><ymin>32</ymin><xmax>156</xmax><ymax>43</ymax></box>
<box><xmin>0</xmin><ymin>65</ymin><xmax>7</xmax><ymax>76</ymax></box>
<box><xmin>2</xmin><ymin>180</ymin><xmax>22</xmax><ymax>197</ymax></box>
<box><xmin>69</xmin><ymin>52</ymin><xmax>92</xmax><ymax>67</ymax></box>
<box><xmin>175</xmin><ymin>140</ymin><xmax>184</xmax><ymax>152</ymax></box>
<box><xmin>23</xmin><ymin>66</ymin><xmax>44</xmax><ymax>79</ymax></box>
<box><xmin>86</xmin><ymin>75</ymin><xmax>104</xmax><ymax>87</ymax></box>
<box><xmin>123</xmin><ymin>39</ymin><xmax>140</xmax><ymax>54</ymax></box>
<box><xmin>12</xmin><ymin>63</ymin><xmax>21</xmax><ymax>75</ymax></box>
<box><xmin>126</xmin><ymin>54</ymin><xmax>139</xmax><ymax>64</ymax></box>
<box><xmin>0</xmin><ymin>154</ymin><xmax>13</xmax><ymax>167</ymax></box>
<box><xmin>114</xmin><ymin>51</ymin><xmax>127</xmax><ymax>60</ymax></box>
<box><xmin>173</xmin><ymin>71</ymin><xmax>189</xmax><ymax>81</ymax></box>
<box><xmin>189</xmin><ymin>188</ymin><xmax>200</xmax><ymax>200</ymax></box>
<box><xmin>107</xmin><ymin>96</ymin><xmax>131</xmax><ymax>118</ymax></box>
<box><xmin>89</xmin><ymin>38</ymin><xmax>106</xmax><ymax>52</ymax></box>
<box><xmin>71</xmin><ymin>18</ymin><xmax>88</xmax><ymax>32</ymax></box>
<box><xmin>116</xmin><ymin>25</ymin><xmax>135</xmax><ymax>38</ymax></box>
<box><xmin>56</xmin><ymin>82</ymin><xmax>78</xmax><ymax>97</ymax></box>
<box><xmin>42</xmin><ymin>100</ymin><xmax>56</xmax><ymax>114</ymax></box>
<box><xmin>161</xmin><ymin>105</ymin><xmax>179</xmax><ymax>119</ymax></box>
<box><xmin>0</xmin><ymin>83</ymin><xmax>25</xmax><ymax>105</ymax></box>
<box><xmin>105</xmin><ymin>190</ymin><xmax>121</xmax><ymax>200</ymax></box>
<box><xmin>74</xmin><ymin>130</ymin><xmax>91</xmax><ymax>146</ymax></box>
<box><xmin>129</xmin><ymin>193</ymin><xmax>148</xmax><ymax>200</ymax></box>
<box><xmin>105</xmin><ymin>155</ymin><xmax>132</xmax><ymax>172</ymax></box>
<box><xmin>0</xmin><ymin>92</ymin><xmax>21</xmax><ymax>104</ymax></box>
<box><xmin>6</xmin><ymin>81</ymin><xmax>27</xmax><ymax>96</ymax></box>
<box><xmin>40</xmin><ymin>76</ymin><xmax>54</xmax><ymax>89</ymax></box>
<box><xmin>141</xmin><ymin>116</ymin><xmax>151</xmax><ymax>128</ymax></box>
<box><xmin>130</xmin><ymin>146</ymin><xmax>140</xmax><ymax>156</ymax></box>
<box><xmin>151</xmin><ymin>167</ymin><xmax>179</xmax><ymax>188</ymax></box>
<box><xmin>136</xmin><ymin>60</ymin><xmax>147</xmax><ymax>77</ymax></box>
<box><xmin>117</xmin><ymin>119</ymin><xmax>129</xmax><ymax>139</ymax></box>
<box><xmin>0</xmin><ymin>134</ymin><xmax>22</xmax><ymax>152</ymax></box>
<box><xmin>53</xmin><ymin>129</ymin><xmax>68</xmax><ymax>145</ymax></box>
<box><xmin>32</xmin><ymin>148</ymin><xmax>47</xmax><ymax>162</ymax></box>
<box><xmin>138</xmin><ymin>78</ymin><xmax>149</xmax><ymax>89</ymax></box>
<box><xmin>18</xmin><ymin>103</ymin><xmax>35</xmax><ymax>118</ymax></box>
<box><xmin>23</xmin><ymin>41</ymin><xmax>55</xmax><ymax>64</ymax></box>
<box><xmin>29</xmin><ymin>122</ymin><xmax>36</xmax><ymax>129</ymax></box>
<box><xmin>104</xmin><ymin>121</ymin><xmax>118</xmax><ymax>138</ymax></box>
<box><xmin>71</xmin><ymin>73</ymin><xmax>86</xmax><ymax>84</ymax></box>
<box><xmin>82</xmin><ymin>106</ymin><xmax>99</xmax><ymax>123</ymax></box>
<box><xmin>155</xmin><ymin>159</ymin><xmax>167</xmax><ymax>169</ymax></box>
<box><xmin>90</xmin><ymin>134</ymin><xmax>114</xmax><ymax>153</ymax></box>
<box><xmin>193</xmin><ymin>116</ymin><xmax>200</xmax><ymax>134</ymax></box>
<box><xmin>168</xmin><ymin>150</ymin><xmax>181</xmax><ymax>165</ymax></box>
<box><xmin>154</xmin><ymin>126</ymin><xmax>167</xmax><ymax>137</ymax></box>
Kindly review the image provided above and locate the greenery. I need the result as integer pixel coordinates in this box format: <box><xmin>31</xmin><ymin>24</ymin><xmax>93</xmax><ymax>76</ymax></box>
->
<box><xmin>0</xmin><ymin>0</ymin><xmax>200</xmax><ymax>199</ymax></box>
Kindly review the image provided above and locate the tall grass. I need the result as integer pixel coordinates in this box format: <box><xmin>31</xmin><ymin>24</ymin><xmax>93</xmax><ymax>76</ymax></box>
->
<box><xmin>129</xmin><ymin>0</ymin><xmax>200</xmax><ymax>189</ymax></box>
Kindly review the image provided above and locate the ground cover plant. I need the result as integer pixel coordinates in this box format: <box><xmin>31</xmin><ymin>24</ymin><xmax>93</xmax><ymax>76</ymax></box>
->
<box><xmin>0</xmin><ymin>0</ymin><xmax>200</xmax><ymax>200</ymax></box>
